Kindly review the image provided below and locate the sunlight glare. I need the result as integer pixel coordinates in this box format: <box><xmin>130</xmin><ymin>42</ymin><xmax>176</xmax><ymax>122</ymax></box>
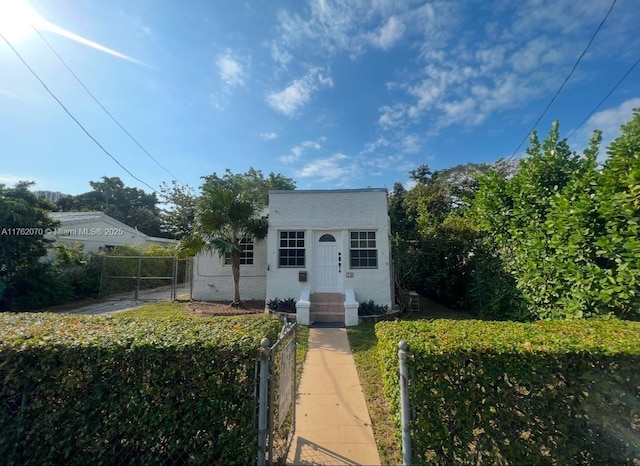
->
<box><xmin>0</xmin><ymin>0</ymin><xmax>45</xmax><ymax>42</ymax></box>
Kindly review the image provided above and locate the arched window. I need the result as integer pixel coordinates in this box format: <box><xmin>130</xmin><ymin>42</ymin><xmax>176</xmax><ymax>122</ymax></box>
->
<box><xmin>318</xmin><ymin>233</ymin><xmax>336</xmax><ymax>242</ymax></box>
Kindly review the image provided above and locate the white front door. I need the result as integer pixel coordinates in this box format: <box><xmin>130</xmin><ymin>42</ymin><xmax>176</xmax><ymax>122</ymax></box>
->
<box><xmin>314</xmin><ymin>231</ymin><xmax>342</xmax><ymax>292</ymax></box>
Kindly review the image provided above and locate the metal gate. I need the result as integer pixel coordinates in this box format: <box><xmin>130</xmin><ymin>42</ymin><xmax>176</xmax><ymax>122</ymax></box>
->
<box><xmin>256</xmin><ymin>320</ymin><xmax>297</xmax><ymax>465</ymax></box>
<box><xmin>98</xmin><ymin>255</ymin><xmax>192</xmax><ymax>301</ymax></box>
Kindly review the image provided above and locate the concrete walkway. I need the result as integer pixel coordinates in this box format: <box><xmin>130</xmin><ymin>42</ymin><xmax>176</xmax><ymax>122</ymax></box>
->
<box><xmin>287</xmin><ymin>327</ymin><xmax>381</xmax><ymax>465</ymax></box>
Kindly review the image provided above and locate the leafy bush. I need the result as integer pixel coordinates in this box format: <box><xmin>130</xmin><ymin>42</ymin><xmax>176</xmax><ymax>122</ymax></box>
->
<box><xmin>376</xmin><ymin>319</ymin><xmax>640</xmax><ymax>465</ymax></box>
<box><xmin>468</xmin><ymin>111</ymin><xmax>640</xmax><ymax>320</ymax></box>
<box><xmin>0</xmin><ymin>313</ymin><xmax>281</xmax><ymax>465</ymax></box>
<box><xmin>10</xmin><ymin>262</ymin><xmax>75</xmax><ymax>310</ymax></box>
<box><xmin>267</xmin><ymin>297</ymin><xmax>297</xmax><ymax>313</ymax></box>
<box><xmin>358</xmin><ymin>300</ymin><xmax>389</xmax><ymax>316</ymax></box>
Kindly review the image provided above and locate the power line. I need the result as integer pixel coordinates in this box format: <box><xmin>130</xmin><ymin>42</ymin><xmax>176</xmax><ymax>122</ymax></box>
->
<box><xmin>566</xmin><ymin>56</ymin><xmax>640</xmax><ymax>141</ymax></box>
<box><xmin>32</xmin><ymin>26</ymin><xmax>184</xmax><ymax>185</ymax></box>
<box><xmin>508</xmin><ymin>0</ymin><xmax>617</xmax><ymax>160</ymax></box>
<box><xmin>0</xmin><ymin>30</ymin><xmax>158</xmax><ymax>194</ymax></box>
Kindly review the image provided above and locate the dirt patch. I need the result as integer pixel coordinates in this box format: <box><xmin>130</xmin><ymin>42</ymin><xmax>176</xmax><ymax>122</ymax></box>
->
<box><xmin>188</xmin><ymin>300</ymin><xmax>266</xmax><ymax>316</ymax></box>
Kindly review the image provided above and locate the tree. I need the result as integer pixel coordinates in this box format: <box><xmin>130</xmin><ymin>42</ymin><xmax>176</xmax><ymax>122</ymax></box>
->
<box><xmin>159</xmin><ymin>181</ymin><xmax>197</xmax><ymax>240</ymax></box>
<box><xmin>0</xmin><ymin>181</ymin><xmax>59</xmax><ymax>309</ymax></box>
<box><xmin>390</xmin><ymin>163</ymin><xmax>494</xmax><ymax>307</ymax></box>
<box><xmin>178</xmin><ymin>185</ymin><xmax>268</xmax><ymax>306</ymax></box>
<box><xmin>594</xmin><ymin>109</ymin><xmax>640</xmax><ymax>317</ymax></box>
<box><xmin>200</xmin><ymin>168</ymin><xmax>295</xmax><ymax>205</ymax></box>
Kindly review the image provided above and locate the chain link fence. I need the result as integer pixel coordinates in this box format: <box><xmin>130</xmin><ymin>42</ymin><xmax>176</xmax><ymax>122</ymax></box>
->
<box><xmin>257</xmin><ymin>320</ymin><xmax>297</xmax><ymax>465</ymax></box>
<box><xmin>98</xmin><ymin>255</ymin><xmax>192</xmax><ymax>301</ymax></box>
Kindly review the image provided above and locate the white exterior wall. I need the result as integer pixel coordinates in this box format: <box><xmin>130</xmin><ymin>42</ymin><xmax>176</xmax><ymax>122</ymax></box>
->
<box><xmin>191</xmin><ymin>240</ymin><xmax>268</xmax><ymax>301</ymax></box>
<box><xmin>266</xmin><ymin>189</ymin><xmax>393</xmax><ymax>307</ymax></box>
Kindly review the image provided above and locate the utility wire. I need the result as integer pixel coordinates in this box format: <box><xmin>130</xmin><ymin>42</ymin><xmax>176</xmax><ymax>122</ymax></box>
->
<box><xmin>508</xmin><ymin>0</ymin><xmax>617</xmax><ymax>160</ymax></box>
<box><xmin>0</xmin><ymin>30</ymin><xmax>158</xmax><ymax>194</ymax></box>
<box><xmin>32</xmin><ymin>26</ymin><xmax>184</xmax><ymax>185</ymax></box>
<box><xmin>566</xmin><ymin>55</ymin><xmax>640</xmax><ymax>141</ymax></box>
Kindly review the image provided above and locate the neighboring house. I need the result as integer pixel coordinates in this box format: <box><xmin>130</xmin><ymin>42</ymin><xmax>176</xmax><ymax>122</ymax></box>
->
<box><xmin>192</xmin><ymin>189</ymin><xmax>393</xmax><ymax>326</ymax></box>
<box><xmin>47</xmin><ymin>211</ymin><xmax>176</xmax><ymax>253</ymax></box>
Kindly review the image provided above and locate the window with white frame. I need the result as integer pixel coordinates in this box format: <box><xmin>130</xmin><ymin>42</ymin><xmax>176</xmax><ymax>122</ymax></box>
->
<box><xmin>350</xmin><ymin>231</ymin><xmax>378</xmax><ymax>268</ymax></box>
<box><xmin>279</xmin><ymin>231</ymin><xmax>305</xmax><ymax>267</ymax></box>
<box><xmin>224</xmin><ymin>237</ymin><xmax>254</xmax><ymax>265</ymax></box>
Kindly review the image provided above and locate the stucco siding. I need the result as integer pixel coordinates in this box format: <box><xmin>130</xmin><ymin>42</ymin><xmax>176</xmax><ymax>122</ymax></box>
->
<box><xmin>191</xmin><ymin>189</ymin><xmax>393</xmax><ymax>309</ymax></box>
<box><xmin>266</xmin><ymin>189</ymin><xmax>393</xmax><ymax>307</ymax></box>
<box><xmin>191</xmin><ymin>240</ymin><xmax>268</xmax><ymax>301</ymax></box>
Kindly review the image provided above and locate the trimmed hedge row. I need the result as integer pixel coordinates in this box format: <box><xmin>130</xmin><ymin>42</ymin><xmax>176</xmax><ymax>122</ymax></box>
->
<box><xmin>376</xmin><ymin>319</ymin><xmax>640</xmax><ymax>465</ymax></box>
<box><xmin>0</xmin><ymin>313</ymin><xmax>281</xmax><ymax>465</ymax></box>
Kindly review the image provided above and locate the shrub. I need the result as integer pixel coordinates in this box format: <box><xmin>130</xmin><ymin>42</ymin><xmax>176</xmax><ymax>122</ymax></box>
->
<box><xmin>358</xmin><ymin>300</ymin><xmax>389</xmax><ymax>316</ymax></box>
<box><xmin>376</xmin><ymin>319</ymin><xmax>640</xmax><ymax>465</ymax></box>
<box><xmin>0</xmin><ymin>313</ymin><xmax>281</xmax><ymax>465</ymax></box>
<box><xmin>267</xmin><ymin>297</ymin><xmax>297</xmax><ymax>313</ymax></box>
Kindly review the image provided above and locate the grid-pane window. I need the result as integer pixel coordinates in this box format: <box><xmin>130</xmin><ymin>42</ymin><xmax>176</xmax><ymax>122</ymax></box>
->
<box><xmin>224</xmin><ymin>238</ymin><xmax>254</xmax><ymax>265</ymax></box>
<box><xmin>350</xmin><ymin>231</ymin><xmax>378</xmax><ymax>268</ymax></box>
<box><xmin>279</xmin><ymin>231</ymin><xmax>305</xmax><ymax>267</ymax></box>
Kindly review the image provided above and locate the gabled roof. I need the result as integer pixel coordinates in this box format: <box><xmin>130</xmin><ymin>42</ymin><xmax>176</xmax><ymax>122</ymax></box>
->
<box><xmin>48</xmin><ymin>211</ymin><xmax>176</xmax><ymax>244</ymax></box>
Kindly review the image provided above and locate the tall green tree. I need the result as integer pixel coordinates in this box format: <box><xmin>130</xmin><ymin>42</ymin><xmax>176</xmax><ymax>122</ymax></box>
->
<box><xmin>159</xmin><ymin>181</ymin><xmax>197</xmax><ymax>240</ymax></box>
<box><xmin>201</xmin><ymin>168</ymin><xmax>295</xmax><ymax>205</ymax></box>
<box><xmin>389</xmin><ymin>163</ymin><xmax>495</xmax><ymax>307</ymax></box>
<box><xmin>178</xmin><ymin>185</ymin><xmax>268</xmax><ymax>306</ymax></box>
<box><xmin>0</xmin><ymin>182</ymin><xmax>59</xmax><ymax>309</ymax></box>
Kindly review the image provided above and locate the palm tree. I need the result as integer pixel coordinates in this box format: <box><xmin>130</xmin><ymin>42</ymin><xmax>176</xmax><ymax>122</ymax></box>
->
<box><xmin>178</xmin><ymin>185</ymin><xmax>268</xmax><ymax>306</ymax></box>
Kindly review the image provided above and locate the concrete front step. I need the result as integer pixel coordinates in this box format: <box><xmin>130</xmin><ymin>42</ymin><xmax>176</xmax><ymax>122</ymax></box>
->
<box><xmin>311</xmin><ymin>311</ymin><xmax>345</xmax><ymax>323</ymax></box>
<box><xmin>310</xmin><ymin>292</ymin><xmax>345</xmax><ymax>303</ymax></box>
<box><xmin>310</xmin><ymin>293</ymin><xmax>346</xmax><ymax>323</ymax></box>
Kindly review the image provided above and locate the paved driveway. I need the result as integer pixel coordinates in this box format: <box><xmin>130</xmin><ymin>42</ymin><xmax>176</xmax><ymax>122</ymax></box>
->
<box><xmin>57</xmin><ymin>287</ymin><xmax>179</xmax><ymax>316</ymax></box>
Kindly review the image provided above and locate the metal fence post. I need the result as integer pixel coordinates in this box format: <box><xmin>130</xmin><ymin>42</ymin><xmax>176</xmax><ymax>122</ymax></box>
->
<box><xmin>135</xmin><ymin>256</ymin><xmax>142</xmax><ymax>300</ymax></box>
<box><xmin>257</xmin><ymin>337</ymin><xmax>270</xmax><ymax>466</ymax></box>
<box><xmin>399</xmin><ymin>340</ymin><xmax>412</xmax><ymax>466</ymax></box>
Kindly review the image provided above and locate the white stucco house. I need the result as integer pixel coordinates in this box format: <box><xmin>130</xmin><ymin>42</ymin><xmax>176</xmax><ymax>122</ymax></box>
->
<box><xmin>47</xmin><ymin>211</ymin><xmax>177</xmax><ymax>253</ymax></box>
<box><xmin>192</xmin><ymin>188</ymin><xmax>394</xmax><ymax>326</ymax></box>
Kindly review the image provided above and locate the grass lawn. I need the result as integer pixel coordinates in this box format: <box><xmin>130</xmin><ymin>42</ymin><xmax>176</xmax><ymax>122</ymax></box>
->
<box><xmin>347</xmin><ymin>321</ymin><xmax>402</xmax><ymax>466</ymax></box>
<box><xmin>347</xmin><ymin>294</ymin><xmax>475</xmax><ymax>465</ymax></box>
<box><xmin>295</xmin><ymin>325</ymin><xmax>310</xmax><ymax>387</ymax></box>
<box><xmin>113</xmin><ymin>301</ymin><xmax>191</xmax><ymax>318</ymax></box>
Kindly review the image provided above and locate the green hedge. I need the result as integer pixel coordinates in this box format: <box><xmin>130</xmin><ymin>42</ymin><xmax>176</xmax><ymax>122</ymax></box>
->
<box><xmin>0</xmin><ymin>313</ymin><xmax>281</xmax><ymax>465</ymax></box>
<box><xmin>376</xmin><ymin>319</ymin><xmax>640</xmax><ymax>465</ymax></box>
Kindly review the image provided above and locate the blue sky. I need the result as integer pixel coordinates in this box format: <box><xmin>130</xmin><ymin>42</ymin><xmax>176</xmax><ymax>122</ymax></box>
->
<box><xmin>1</xmin><ymin>0</ymin><xmax>639</xmax><ymax>196</ymax></box>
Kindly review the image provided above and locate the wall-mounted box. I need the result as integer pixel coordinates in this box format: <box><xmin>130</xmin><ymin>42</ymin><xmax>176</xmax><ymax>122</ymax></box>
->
<box><xmin>298</xmin><ymin>271</ymin><xmax>307</xmax><ymax>282</ymax></box>
<box><xmin>346</xmin><ymin>272</ymin><xmax>354</xmax><ymax>278</ymax></box>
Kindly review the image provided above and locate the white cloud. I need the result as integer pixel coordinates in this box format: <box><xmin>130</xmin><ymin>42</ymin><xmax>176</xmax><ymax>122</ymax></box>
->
<box><xmin>568</xmin><ymin>97</ymin><xmax>640</xmax><ymax>159</ymax></box>
<box><xmin>364</xmin><ymin>0</ymin><xmax>638</xmax><ymax>136</ymax></box>
<box><xmin>270</xmin><ymin>41</ymin><xmax>292</xmax><ymax>67</ymax></box>
<box><xmin>378</xmin><ymin>103</ymin><xmax>406</xmax><ymax>128</ymax></box>
<box><xmin>280</xmin><ymin>138</ymin><xmax>325</xmax><ymax>163</ymax></box>
<box><xmin>272</xmin><ymin>0</ymin><xmax>437</xmax><ymax>60</ymax></box>
<box><xmin>266</xmin><ymin>68</ymin><xmax>333</xmax><ymax>117</ymax></box>
<box><xmin>297</xmin><ymin>153</ymin><xmax>350</xmax><ymax>182</ymax></box>
<box><xmin>401</xmin><ymin>134</ymin><xmax>421</xmax><ymax>154</ymax></box>
<box><xmin>362</xmin><ymin>137</ymin><xmax>389</xmax><ymax>154</ymax></box>
<box><xmin>216</xmin><ymin>51</ymin><xmax>245</xmax><ymax>87</ymax></box>
<box><xmin>370</xmin><ymin>15</ymin><xmax>405</xmax><ymax>50</ymax></box>
<box><xmin>211</xmin><ymin>49</ymin><xmax>249</xmax><ymax>108</ymax></box>
<box><xmin>260</xmin><ymin>132</ymin><xmax>278</xmax><ymax>140</ymax></box>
